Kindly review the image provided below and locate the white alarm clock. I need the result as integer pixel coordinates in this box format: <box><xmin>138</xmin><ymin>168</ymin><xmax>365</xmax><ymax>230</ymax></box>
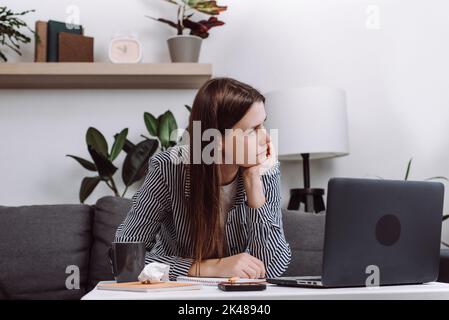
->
<box><xmin>108</xmin><ymin>33</ymin><xmax>142</xmax><ymax>63</ymax></box>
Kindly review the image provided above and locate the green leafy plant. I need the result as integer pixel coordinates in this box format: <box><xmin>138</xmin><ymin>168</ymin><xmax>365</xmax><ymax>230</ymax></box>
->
<box><xmin>144</xmin><ymin>108</ymin><xmax>180</xmax><ymax>151</ymax></box>
<box><xmin>67</xmin><ymin>127</ymin><xmax>160</xmax><ymax>203</ymax></box>
<box><xmin>68</xmin><ymin>106</ymin><xmax>191</xmax><ymax>203</ymax></box>
<box><xmin>402</xmin><ymin>158</ymin><xmax>448</xmax><ymax>183</ymax></box>
<box><xmin>0</xmin><ymin>6</ymin><xmax>36</xmax><ymax>62</ymax></box>
<box><xmin>66</xmin><ymin>127</ymin><xmax>156</xmax><ymax>203</ymax></box>
<box><xmin>116</xmin><ymin>106</ymin><xmax>190</xmax><ymax>192</ymax></box>
<box><xmin>146</xmin><ymin>0</ymin><xmax>227</xmax><ymax>38</ymax></box>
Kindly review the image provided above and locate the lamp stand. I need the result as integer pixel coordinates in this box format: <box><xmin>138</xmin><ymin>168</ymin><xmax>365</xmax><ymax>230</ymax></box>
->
<box><xmin>287</xmin><ymin>153</ymin><xmax>326</xmax><ymax>213</ymax></box>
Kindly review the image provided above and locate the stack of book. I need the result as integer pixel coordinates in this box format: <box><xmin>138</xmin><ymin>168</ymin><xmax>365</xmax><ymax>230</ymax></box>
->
<box><xmin>35</xmin><ymin>20</ymin><xmax>94</xmax><ymax>62</ymax></box>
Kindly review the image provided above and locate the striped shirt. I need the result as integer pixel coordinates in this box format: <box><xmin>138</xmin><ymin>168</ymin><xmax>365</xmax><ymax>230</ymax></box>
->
<box><xmin>114</xmin><ymin>144</ymin><xmax>291</xmax><ymax>280</ymax></box>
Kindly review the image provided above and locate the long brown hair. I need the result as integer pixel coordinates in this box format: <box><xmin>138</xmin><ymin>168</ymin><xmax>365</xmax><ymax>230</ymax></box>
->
<box><xmin>186</xmin><ymin>77</ymin><xmax>265</xmax><ymax>275</ymax></box>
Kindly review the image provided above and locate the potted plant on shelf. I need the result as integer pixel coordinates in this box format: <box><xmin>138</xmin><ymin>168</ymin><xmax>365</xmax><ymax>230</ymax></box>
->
<box><xmin>146</xmin><ymin>0</ymin><xmax>227</xmax><ymax>62</ymax></box>
<box><xmin>0</xmin><ymin>6</ymin><xmax>36</xmax><ymax>62</ymax></box>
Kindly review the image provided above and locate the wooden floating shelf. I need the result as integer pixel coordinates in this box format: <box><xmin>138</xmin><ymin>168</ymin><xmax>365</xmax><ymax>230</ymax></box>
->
<box><xmin>0</xmin><ymin>63</ymin><xmax>212</xmax><ymax>89</ymax></box>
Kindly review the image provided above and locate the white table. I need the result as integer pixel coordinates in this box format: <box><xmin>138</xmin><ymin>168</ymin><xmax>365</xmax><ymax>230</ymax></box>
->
<box><xmin>82</xmin><ymin>281</ymin><xmax>449</xmax><ymax>300</ymax></box>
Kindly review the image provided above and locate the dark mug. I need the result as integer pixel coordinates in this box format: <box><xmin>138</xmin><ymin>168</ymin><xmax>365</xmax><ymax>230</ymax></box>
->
<box><xmin>108</xmin><ymin>242</ymin><xmax>146</xmax><ymax>283</ymax></box>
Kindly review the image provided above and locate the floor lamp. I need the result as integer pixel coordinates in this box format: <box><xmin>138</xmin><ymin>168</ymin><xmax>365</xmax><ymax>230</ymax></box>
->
<box><xmin>264</xmin><ymin>86</ymin><xmax>350</xmax><ymax>213</ymax></box>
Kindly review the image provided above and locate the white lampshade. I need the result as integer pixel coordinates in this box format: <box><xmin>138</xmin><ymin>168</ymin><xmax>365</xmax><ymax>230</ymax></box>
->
<box><xmin>264</xmin><ymin>86</ymin><xmax>349</xmax><ymax>161</ymax></box>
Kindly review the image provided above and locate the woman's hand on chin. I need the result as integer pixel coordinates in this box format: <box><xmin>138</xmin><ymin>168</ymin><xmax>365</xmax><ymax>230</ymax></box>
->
<box><xmin>240</xmin><ymin>142</ymin><xmax>277</xmax><ymax>209</ymax></box>
<box><xmin>241</xmin><ymin>141</ymin><xmax>277</xmax><ymax>178</ymax></box>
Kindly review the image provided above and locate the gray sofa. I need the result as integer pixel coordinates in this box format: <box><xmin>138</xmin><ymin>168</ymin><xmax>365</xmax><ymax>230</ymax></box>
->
<box><xmin>0</xmin><ymin>196</ymin><xmax>447</xmax><ymax>299</ymax></box>
<box><xmin>0</xmin><ymin>196</ymin><xmax>131</xmax><ymax>300</ymax></box>
<box><xmin>0</xmin><ymin>196</ymin><xmax>324</xmax><ymax>299</ymax></box>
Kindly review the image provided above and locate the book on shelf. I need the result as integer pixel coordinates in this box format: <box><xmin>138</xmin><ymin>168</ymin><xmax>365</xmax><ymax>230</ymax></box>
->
<box><xmin>47</xmin><ymin>20</ymin><xmax>83</xmax><ymax>62</ymax></box>
<box><xmin>58</xmin><ymin>32</ymin><xmax>94</xmax><ymax>62</ymax></box>
<box><xmin>34</xmin><ymin>21</ymin><xmax>47</xmax><ymax>62</ymax></box>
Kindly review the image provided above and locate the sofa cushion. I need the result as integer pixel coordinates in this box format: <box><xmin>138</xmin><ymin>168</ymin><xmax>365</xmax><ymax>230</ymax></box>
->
<box><xmin>282</xmin><ymin>209</ymin><xmax>325</xmax><ymax>276</ymax></box>
<box><xmin>0</xmin><ymin>204</ymin><xmax>93</xmax><ymax>300</ymax></box>
<box><xmin>87</xmin><ymin>196</ymin><xmax>131</xmax><ymax>291</ymax></box>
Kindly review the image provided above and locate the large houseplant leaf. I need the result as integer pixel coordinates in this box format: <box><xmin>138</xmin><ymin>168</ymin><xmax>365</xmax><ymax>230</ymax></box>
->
<box><xmin>144</xmin><ymin>112</ymin><xmax>159</xmax><ymax>137</ymax></box>
<box><xmin>187</xmin><ymin>0</ymin><xmax>227</xmax><ymax>15</ymax></box>
<box><xmin>66</xmin><ymin>155</ymin><xmax>97</xmax><ymax>171</ymax></box>
<box><xmin>183</xmin><ymin>17</ymin><xmax>224</xmax><ymax>38</ymax></box>
<box><xmin>79</xmin><ymin>176</ymin><xmax>102</xmax><ymax>203</ymax></box>
<box><xmin>122</xmin><ymin>139</ymin><xmax>159</xmax><ymax>186</ymax></box>
<box><xmin>86</xmin><ymin>127</ymin><xmax>109</xmax><ymax>157</ymax></box>
<box><xmin>87</xmin><ymin>144</ymin><xmax>117</xmax><ymax>179</ymax></box>
<box><xmin>145</xmin><ymin>16</ymin><xmax>178</xmax><ymax>30</ymax></box>
<box><xmin>110</xmin><ymin>128</ymin><xmax>128</xmax><ymax>161</ymax></box>
<box><xmin>158</xmin><ymin>111</ymin><xmax>178</xmax><ymax>149</ymax></box>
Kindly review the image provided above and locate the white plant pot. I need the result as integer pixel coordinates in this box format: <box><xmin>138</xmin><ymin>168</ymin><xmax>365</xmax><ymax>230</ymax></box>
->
<box><xmin>167</xmin><ymin>35</ymin><xmax>203</xmax><ymax>63</ymax></box>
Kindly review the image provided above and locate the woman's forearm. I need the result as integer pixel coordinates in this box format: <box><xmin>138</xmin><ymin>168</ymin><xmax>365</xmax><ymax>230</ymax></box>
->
<box><xmin>188</xmin><ymin>258</ymin><xmax>219</xmax><ymax>276</ymax></box>
<box><xmin>242</xmin><ymin>171</ymin><xmax>266</xmax><ymax>208</ymax></box>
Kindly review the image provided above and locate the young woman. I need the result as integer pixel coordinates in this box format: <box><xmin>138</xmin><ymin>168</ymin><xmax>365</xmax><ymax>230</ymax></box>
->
<box><xmin>114</xmin><ymin>77</ymin><xmax>291</xmax><ymax>280</ymax></box>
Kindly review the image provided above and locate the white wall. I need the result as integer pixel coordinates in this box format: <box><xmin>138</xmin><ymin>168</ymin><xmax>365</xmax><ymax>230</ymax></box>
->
<box><xmin>1</xmin><ymin>0</ymin><xmax>448</xmax><ymax>242</ymax></box>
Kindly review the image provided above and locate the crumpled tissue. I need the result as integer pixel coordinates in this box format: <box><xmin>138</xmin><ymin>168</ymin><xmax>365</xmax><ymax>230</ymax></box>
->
<box><xmin>138</xmin><ymin>262</ymin><xmax>170</xmax><ymax>284</ymax></box>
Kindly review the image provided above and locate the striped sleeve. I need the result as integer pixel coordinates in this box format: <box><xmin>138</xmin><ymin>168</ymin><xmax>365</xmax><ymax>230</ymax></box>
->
<box><xmin>244</xmin><ymin>161</ymin><xmax>292</xmax><ymax>278</ymax></box>
<box><xmin>114</xmin><ymin>156</ymin><xmax>194</xmax><ymax>281</ymax></box>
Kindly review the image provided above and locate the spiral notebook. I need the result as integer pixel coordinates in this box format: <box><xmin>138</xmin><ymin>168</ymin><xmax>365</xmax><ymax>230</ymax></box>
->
<box><xmin>176</xmin><ymin>276</ymin><xmax>267</xmax><ymax>286</ymax></box>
